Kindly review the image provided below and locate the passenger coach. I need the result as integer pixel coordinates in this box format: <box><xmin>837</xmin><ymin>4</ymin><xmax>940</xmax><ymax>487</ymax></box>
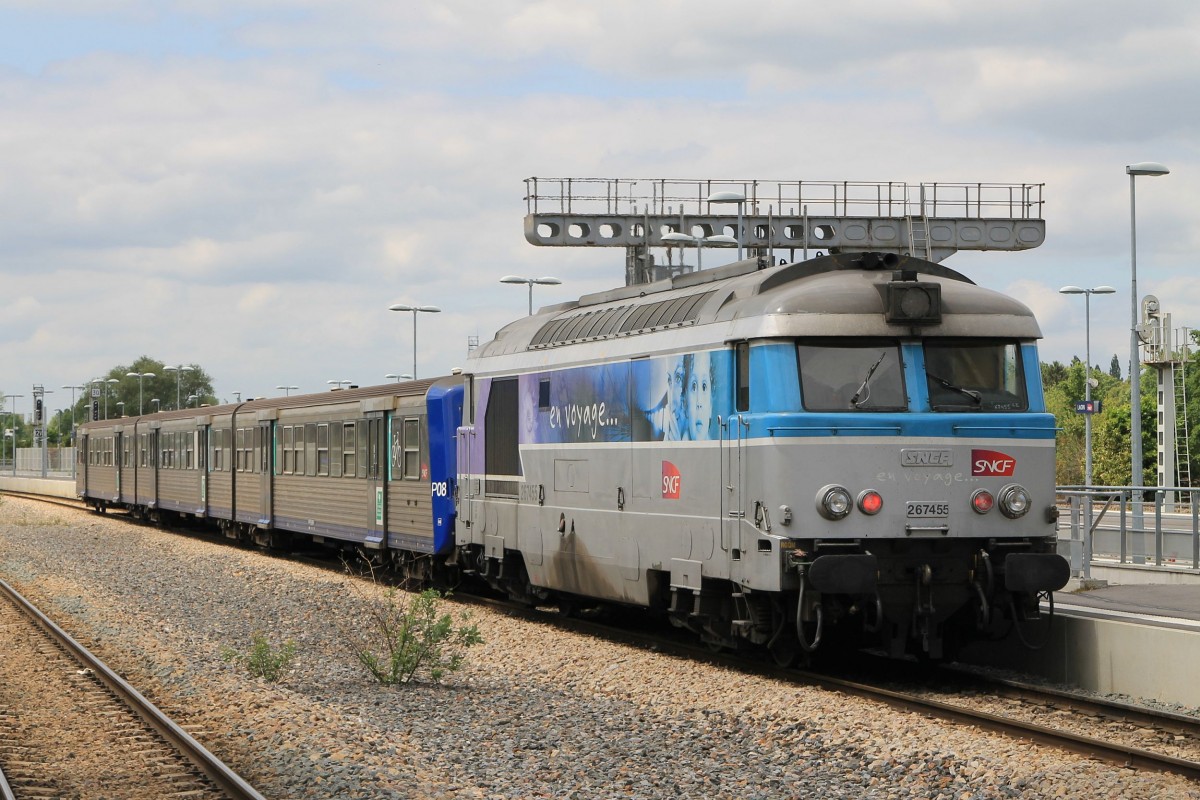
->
<box><xmin>77</xmin><ymin>378</ymin><xmax>464</xmax><ymax>583</ymax></box>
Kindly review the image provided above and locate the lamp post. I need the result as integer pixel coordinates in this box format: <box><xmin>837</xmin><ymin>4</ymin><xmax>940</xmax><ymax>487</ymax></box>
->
<box><xmin>1061</xmin><ymin>286</ymin><xmax>1117</xmax><ymax>486</ymax></box>
<box><xmin>186</xmin><ymin>394</ymin><xmax>199</xmax><ymax>408</ymax></box>
<box><xmin>327</xmin><ymin>379</ymin><xmax>352</xmax><ymax>390</ymax></box>
<box><xmin>388</xmin><ymin>303</ymin><xmax>441</xmax><ymax>379</ymax></box>
<box><xmin>662</xmin><ymin>231</ymin><xmax>701</xmax><ymax>270</ymax></box>
<box><xmin>1126</xmin><ymin>162</ymin><xmax>1169</xmax><ymax>517</ymax></box>
<box><xmin>385</xmin><ymin>374</ymin><xmax>413</xmax><ymax>382</ymax></box>
<box><xmin>499</xmin><ymin>276</ymin><xmax>562</xmax><ymax>316</ymax></box>
<box><xmin>92</xmin><ymin>378</ymin><xmax>119</xmax><ymax>419</ymax></box>
<box><xmin>125</xmin><ymin>371</ymin><xmax>155</xmax><ymax>415</ymax></box>
<box><xmin>276</xmin><ymin>385</ymin><xmax>299</xmax><ymax>397</ymax></box>
<box><xmin>163</xmin><ymin>365</ymin><xmax>193</xmax><ymax>410</ymax></box>
<box><xmin>116</xmin><ymin>401</ymin><xmax>125</xmax><ymax>417</ymax></box>
<box><xmin>151</xmin><ymin>399</ymin><xmax>161</xmax><ymax>413</ymax></box>
<box><xmin>61</xmin><ymin>384</ymin><xmax>85</xmax><ymax>445</ymax></box>
<box><xmin>707</xmin><ymin>190</ymin><xmax>747</xmax><ymax>261</ymax></box>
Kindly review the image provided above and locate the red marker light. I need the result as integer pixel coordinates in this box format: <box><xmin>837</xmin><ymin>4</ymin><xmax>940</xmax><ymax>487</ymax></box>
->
<box><xmin>858</xmin><ymin>490</ymin><xmax>883</xmax><ymax>515</ymax></box>
<box><xmin>972</xmin><ymin>489</ymin><xmax>994</xmax><ymax>514</ymax></box>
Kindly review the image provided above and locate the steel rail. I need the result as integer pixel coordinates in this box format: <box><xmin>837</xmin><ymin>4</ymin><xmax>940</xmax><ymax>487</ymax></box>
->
<box><xmin>468</xmin><ymin>596</ymin><xmax>1200</xmax><ymax>780</ymax></box>
<box><xmin>0</xmin><ymin>578</ymin><xmax>266</xmax><ymax>800</ymax></box>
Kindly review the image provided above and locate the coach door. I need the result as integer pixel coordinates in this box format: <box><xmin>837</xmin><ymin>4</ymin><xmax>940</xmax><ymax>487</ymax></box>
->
<box><xmin>258</xmin><ymin>421</ymin><xmax>272</xmax><ymax>526</ymax></box>
<box><xmin>366</xmin><ymin>414</ymin><xmax>387</xmax><ymax>545</ymax></box>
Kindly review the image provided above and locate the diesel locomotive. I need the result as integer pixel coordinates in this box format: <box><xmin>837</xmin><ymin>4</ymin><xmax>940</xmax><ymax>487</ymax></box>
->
<box><xmin>78</xmin><ymin>251</ymin><xmax>1069</xmax><ymax>662</ymax></box>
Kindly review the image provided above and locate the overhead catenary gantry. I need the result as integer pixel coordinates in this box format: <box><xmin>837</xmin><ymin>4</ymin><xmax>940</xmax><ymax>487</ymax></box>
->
<box><xmin>523</xmin><ymin>177</ymin><xmax>1045</xmax><ymax>285</ymax></box>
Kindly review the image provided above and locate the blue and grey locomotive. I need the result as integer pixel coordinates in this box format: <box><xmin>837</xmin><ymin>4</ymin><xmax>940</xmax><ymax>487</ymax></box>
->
<box><xmin>77</xmin><ymin>251</ymin><xmax>1068</xmax><ymax>661</ymax></box>
<box><xmin>455</xmin><ymin>251</ymin><xmax>1068</xmax><ymax>661</ymax></box>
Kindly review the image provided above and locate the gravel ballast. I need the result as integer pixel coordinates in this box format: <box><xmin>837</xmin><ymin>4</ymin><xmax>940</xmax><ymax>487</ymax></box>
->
<box><xmin>1</xmin><ymin>496</ymin><xmax>1197</xmax><ymax>799</ymax></box>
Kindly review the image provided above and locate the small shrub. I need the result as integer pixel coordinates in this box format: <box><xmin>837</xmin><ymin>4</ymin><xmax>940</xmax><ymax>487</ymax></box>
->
<box><xmin>221</xmin><ymin>633</ymin><xmax>298</xmax><ymax>682</ymax></box>
<box><xmin>342</xmin><ymin>578</ymin><xmax>483</xmax><ymax>686</ymax></box>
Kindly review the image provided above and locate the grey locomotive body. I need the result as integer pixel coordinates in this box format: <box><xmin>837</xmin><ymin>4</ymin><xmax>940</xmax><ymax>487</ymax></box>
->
<box><xmin>457</xmin><ymin>252</ymin><xmax>1067</xmax><ymax>660</ymax></box>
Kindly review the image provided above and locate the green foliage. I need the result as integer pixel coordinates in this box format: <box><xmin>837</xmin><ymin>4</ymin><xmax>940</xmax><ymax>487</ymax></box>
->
<box><xmin>221</xmin><ymin>633</ymin><xmax>298</xmax><ymax>682</ymax></box>
<box><xmin>343</xmin><ymin>580</ymin><xmax>483</xmax><ymax>686</ymax></box>
<box><xmin>1109</xmin><ymin>354</ymin><xmax>1122</xmax><ymax>380</ymax></box>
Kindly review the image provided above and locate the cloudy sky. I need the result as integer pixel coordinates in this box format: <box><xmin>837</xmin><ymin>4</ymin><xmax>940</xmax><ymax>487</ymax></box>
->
<box><xmin>1</xmin><ymin>1</ymin><xmax>1196</xmax><ymax>413</ymax></box>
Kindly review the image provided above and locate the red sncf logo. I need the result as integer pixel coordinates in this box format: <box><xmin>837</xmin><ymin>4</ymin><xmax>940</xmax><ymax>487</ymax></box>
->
<box><xmin>662</xmin><ymin>461</ymin><xmax>681</xmax><ymax>499</ymax></box>
<box><xmin>972</xmin><ymin>449</ymin><xmax>1016</xmax><ymax>477</ymax></box>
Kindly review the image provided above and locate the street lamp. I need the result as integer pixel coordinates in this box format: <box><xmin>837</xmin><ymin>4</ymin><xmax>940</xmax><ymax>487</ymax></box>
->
<box><xmin>1060</xmin><ymin>285</ymin><xmax>1116</xmax><ymax>486</ymax></box>
<box><xmin>327</xmin><ymin>379</ymin><xmax>352</xmax><ymax>390</ymax></box>
<box><xmin>662</xmin><ymin>231</ymin><xmax>702</xmax><ymax>270</ymax></box>
<box><xmin>91</xmin><ymin>378</ymin><xmax>119</xmax><ymax>419</ymax></box>
<box><xmin>1126</xmin><ymin>161</ymin><xmax>1169</xmax><ymax>507</ymax></box>
<box><xmin>61</xmin><ymin>384</ymin><xmax>85</xmax><ymax>445</ymax></box>
<box><xmin>707</xmin><ymin>190</ymin><xmax>747</xmax><ymax>261</ymax></box>
<box><xmin>150</xmin><ymin>399</ymin><xmax>161</xmax><ymax>413</ymax></box>
<box><xmin>276</xmin><ymin>385</ymin><xmax>299</xmax><ymax>396</ymax></box>
<box><xmin>163</xmin><ymin>365</ymin><xmax>194</xmax><ymax>410</ymax></box>
<box><xmin>125</xmin><ymin>371</ymin><xmax>155</xmax><ymax>415</ymax></box>
<box><xmin>116</xmin><ymin>401</ymin><xmax>125</xmax><ymax>417</ymax></box>
<box><xmin>499</xmin><ymin>276</ymin><xmax>562</xmax><ymax>316</ymax></box>
<box><xmin>186</xmin><ymin>394</ymin><xmax>199</xmax><ymax>407</ymax></box>
<box><xmin>388</xmin><ymin>303</ymin><xmax>441</xmax><ymax>379</ymax></box>
<box><xmin>386</xmin><ymin>374</ymin><xmax>413</xmax><ymax>382</ymax></box>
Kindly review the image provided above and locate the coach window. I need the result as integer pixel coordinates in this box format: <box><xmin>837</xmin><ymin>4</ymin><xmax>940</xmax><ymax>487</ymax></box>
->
<box><xmin>342</xmin><ymin>422</ymin><xmax>356</xmax><ymax>477</ymax></box>
<box><xmin>282</xmin><ymin>426</ymin><xmax>294</xmax><ymax>474</ymax></box>
<box><xmin>403</xmin><ymin>418</ymin><xmax>420</xmax><ymax>479</ymax></box>
<box><xmin>124</xmin><ymin>437</ymin><xmax>132</xmax><ymax>468</ymax></box>
<box><xmin>294</xmin><ymin>425</ymin><xmax>306</xmax><ymax>475</ymax></box>
<box><xmin>305</xmin><ymin>423</ymin><xmax>318</xmax><ymax>477</ymax></box>
<box><xmin>357</xmin><ymin>421</ymin><xmax>369</xmax><ymax>479</ymax></box>
<box><xmin>330</xmin><ymin>422</ymin><xmax>343</xmax><ymax>477</ymax></box>
<box><xmin>317</xmin><ymin>423</ymin><xmax>330</xmax><ymax>476</ymax></box>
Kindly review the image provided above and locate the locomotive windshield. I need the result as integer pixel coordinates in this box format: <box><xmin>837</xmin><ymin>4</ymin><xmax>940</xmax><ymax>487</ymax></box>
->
<box><xmin>798</xmin><ymin>340</ymin><xmax>906</xmax><ymax>411</ymax></box>
<box><xmin>924</xmin><ymin>340</ymin><xmax>1027</xmax><ymax>412</ymax></box>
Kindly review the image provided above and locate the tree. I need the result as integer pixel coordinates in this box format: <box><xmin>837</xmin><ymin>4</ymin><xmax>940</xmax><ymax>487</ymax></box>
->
<box><xmin>1109</xmin><ymin>354</ymin><xmax>1121</xmax><ymax>380</ymax></box>
<box><xmin>70</xmin><ymin>357</ymin><xmax>219</xmax><ymax>422</ymax></box>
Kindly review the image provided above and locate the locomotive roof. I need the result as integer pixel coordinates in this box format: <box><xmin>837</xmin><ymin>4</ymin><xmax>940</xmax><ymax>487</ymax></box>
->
<box><xmin>472</xmin><ymin>252</ymin><xmax>1040</xmax><ymax>364</ymax></box>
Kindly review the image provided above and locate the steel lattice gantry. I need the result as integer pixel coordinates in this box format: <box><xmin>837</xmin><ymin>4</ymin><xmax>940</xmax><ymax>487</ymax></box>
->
<box><xmin>522</xmin><ymin>177</ymin><xmax>1046</xmax><ymax>285</ymax></box>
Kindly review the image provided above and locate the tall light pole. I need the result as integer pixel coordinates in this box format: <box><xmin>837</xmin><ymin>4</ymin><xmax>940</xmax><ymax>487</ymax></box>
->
<box><xmin>327</xmin><ymin>379</ymin><xmax>352</xmax><ymax>390</ymax></box>
<box><xmin>116</xmin><ymin>401</ymin><xmax>125</xmax><ymax>417</ymax></box>
<box><xmin>93</xmin><ymin>378</ymin><xmax>119</xmax><ymax>419</ymax></box>
<box><xmin>386</xmin><ymin>374</ymin><xmax>413</xmax><ymax>382</ymax></box>
<box><xmin>1127</xmin><ymin>162</ymin><xmax>1169</xmax><ymax>510</ymax></box>
<box><xmin>388</xmin><ymin>303</ymin><xmax>441</xmax><ymax>379</ymax></box>
<box><xmin>151</xmin><ymin>399</ymin><xmax>161</xmax><ymax>413</ymax></box>
<box><xmin>499</xmin><ymin>276</ymin><xmax>562</xmax><ymax>316</ymax></box>
<box><xmin>61</xmin><ymin>384</ymin><xmax>85</xmax><ymax>445</ymax></box>
<box><xmin>276</xmin><ymin>385</ymin><xmax>299</xmax><ymax>397</ymax></box>
<box><xmin>1060</xmin><ymin>285</ymin><xmax>1116</xmax><ymax>486</ymax></box>
<box><xmin>163</xmin><ymin>364</ymin><xmax>193</xmax><ymax>410</ymax></box>
<box><xmin>126</xmin><ymin>371</ymin><xmax>155</xmax><ymax>415</ymax></box>
<box><xmin>708</xmin><ymin>190</ymin><xmax>747</xmax><ymax>261</ymax></box>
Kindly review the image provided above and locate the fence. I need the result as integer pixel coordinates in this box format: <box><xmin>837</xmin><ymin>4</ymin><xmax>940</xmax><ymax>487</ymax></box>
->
<box><xmin>1058</xmin><ymin>486</ymin><xmax>1200</xmax><ymax>577</ymax></box>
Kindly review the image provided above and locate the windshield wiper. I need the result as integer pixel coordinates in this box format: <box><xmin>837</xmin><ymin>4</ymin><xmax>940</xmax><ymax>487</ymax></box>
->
<box><xmin>926</xmin><ymin>372</ymin><xmax>982</xmax><ymax>406</ymax></box>
<box><xmin>850</xmin><ymin>351</ymin><xmax>888</xmax><ymax>408</ymax></box>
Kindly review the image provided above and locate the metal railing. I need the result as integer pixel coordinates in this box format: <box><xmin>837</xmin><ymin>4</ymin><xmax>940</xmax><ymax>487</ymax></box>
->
<box><xmin>524</xmin><ymin>177</ymin><xmax>1045</xmax><ymax>220</ymax></box>
<box><xmin>1058</xmin><ymin>486</ymin><xmax>1200</xmax><ymax>577</ymax></box>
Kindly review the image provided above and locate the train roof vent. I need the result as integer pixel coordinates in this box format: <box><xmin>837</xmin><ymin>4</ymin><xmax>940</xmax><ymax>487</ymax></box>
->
<box><xmin>530</xmin><ymin>290</ymin><xmax>715</xmax><ymax>348</ymax></box>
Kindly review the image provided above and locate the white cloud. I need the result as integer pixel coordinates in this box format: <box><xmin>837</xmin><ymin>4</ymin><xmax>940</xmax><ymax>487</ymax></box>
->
<box><xmin>0</xmin><ymin>1</ymin><xmax>1196</xmax><ymax>404</ymax></box>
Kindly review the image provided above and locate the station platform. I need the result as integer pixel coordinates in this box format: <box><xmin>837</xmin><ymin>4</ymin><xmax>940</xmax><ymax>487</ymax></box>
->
<box><xmin>1054</xmin><ymin>583</ymin><xmax>1200</xmax><ymax>632</ymax></box>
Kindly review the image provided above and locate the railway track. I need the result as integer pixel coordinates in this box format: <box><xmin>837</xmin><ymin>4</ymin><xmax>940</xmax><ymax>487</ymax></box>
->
<box><xmin>0</xmin><ymin>576</ymin><xmax>266</xmax><ymax>800</ymax></box>
<box><xmin>477</xmin><ymin>596</ymin><xmax>1200</xmax><ymax>780</ymax></box>
<box><xmin>7</xmin><ymin>486</ymin><xmax>1200</xmax><ymax>781</ymax></box>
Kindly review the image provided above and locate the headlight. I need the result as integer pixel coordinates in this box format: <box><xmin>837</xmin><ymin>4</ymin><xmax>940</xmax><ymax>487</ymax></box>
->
<box><xmin>817</xmin><ymin>485</ymin><xmax>852</xmax><ymax>520</ymax></box>
<box><xmin>998</xmin><ymin>484</ymin><xmax>1031</xmax><ymax>519</ymax></box>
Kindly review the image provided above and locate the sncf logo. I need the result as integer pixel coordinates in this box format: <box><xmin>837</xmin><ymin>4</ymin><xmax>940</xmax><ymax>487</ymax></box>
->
<box><xmin>972</xmin><ymin>449</ymin><xmax>1016</xmax><ymax>477</ymax></box>
<box><xmin>662</xmin><ymin>461</ymin><xmax>681</xmax><ymax>499</ymax></box>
